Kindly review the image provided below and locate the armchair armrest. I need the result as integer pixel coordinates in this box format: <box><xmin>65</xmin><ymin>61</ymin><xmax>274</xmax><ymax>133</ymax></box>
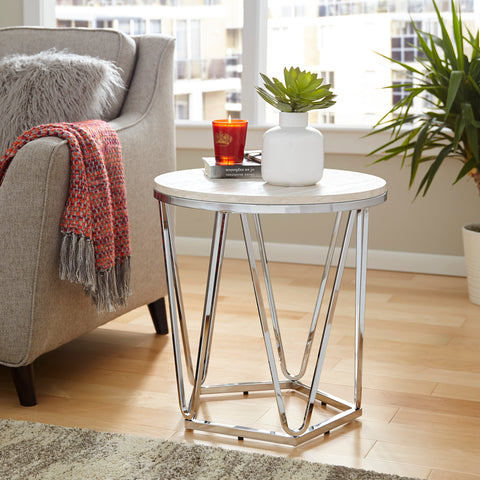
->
<box><xmin>0</xmin><ymin>34</ymin><xmax>176</xmax><ymax>367</ymax></box>
<box><xmin>0</xmin><ymin>137</ymin><xmax>71</xmax><ymax>366</ymax></box>
<box><xmin>109</xmin><ymin>34</ymin><xmax>176</xmax><ymax>309</ymax></box>
<box><xmin>112</xmin><ymin>34</ymin><xmax>176</xmax><ymax>171</ymax></box>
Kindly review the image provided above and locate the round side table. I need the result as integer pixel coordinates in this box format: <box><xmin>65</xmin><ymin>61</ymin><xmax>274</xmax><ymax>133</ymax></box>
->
<box><xmin>154</xmin><ymin>168</ymin><xmax>387</xmax><ymax>446</ymax></box>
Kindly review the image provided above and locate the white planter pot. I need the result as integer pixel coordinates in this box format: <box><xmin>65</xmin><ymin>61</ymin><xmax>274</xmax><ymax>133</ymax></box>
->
<box><xmin>261</xmin><ymin>112</ymin><xmax>324</xmax><ymax>186</ymax></box>
<box><xmin>462</xmin><ymin>224</ymin><xmax>480</xmax><ymax>305</ymax></box>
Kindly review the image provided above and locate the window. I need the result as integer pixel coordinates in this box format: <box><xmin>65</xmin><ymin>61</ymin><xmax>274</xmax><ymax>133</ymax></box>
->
<box><xmin>54</xmin><ymin>1</ymin><xmax>242</xmax><ymax>123</ymax></box>
<box><xmin>96</xmin><ymin>19</ymin><xmax>114</xmax><ymax>28</ymax></box>
<box><xmin>150</xmin><ymin>19</ymin><xmax>161</xmax><ymax>33</ymax></box>
<box><xmin>175</xmin><ymin>94</ymin><xmax>190</xmax><ymax>120</ymax></box>
<box><xmin>52</xmin><ymin>0</ymin><xmax>480</xmax><ymax>127</ymax></box>
<box><xmin>392</xmin><ymin>70</ymin><xmax>413</xmax><ymax>105</ymax></box>
<box><xmin>391</xmin><ymin>21</ymin><xmax>422</xmax><ymax>63</ymax></box>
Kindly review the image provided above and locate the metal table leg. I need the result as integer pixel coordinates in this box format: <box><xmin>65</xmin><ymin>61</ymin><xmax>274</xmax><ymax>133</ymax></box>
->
<box><xmin>159</xmin><ymin>203</ymin><xmax>369</xmax><ymax>446</ymax></box>
<box><xmin>159</xmin><ymin>202</ymin><xmax>229</xmax><ymax>419</ymax></box>
<box><xmin>355</xmin><ymin>208</ymin><xmax>369</xmax><ymax>409</ymax></box>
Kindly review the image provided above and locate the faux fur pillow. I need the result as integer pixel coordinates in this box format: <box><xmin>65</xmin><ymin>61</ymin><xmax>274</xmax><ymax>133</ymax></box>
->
<box><xmin>0</xmin><ymin>49</ymin><xmax>124</xmax><ymax>156</ymax></box>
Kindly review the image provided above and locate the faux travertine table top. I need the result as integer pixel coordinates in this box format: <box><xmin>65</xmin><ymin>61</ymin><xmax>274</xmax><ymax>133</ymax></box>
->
<box><xmin>154</xmin><ymin>168</ymin><xmax>387</xmax><ymax>213</ymax></box>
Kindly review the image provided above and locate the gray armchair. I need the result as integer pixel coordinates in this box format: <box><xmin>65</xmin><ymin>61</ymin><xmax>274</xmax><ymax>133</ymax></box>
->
<box><xmin>0</xmin><ymin>27</ymin><xmax>175</xmax><ymax>405</ymax></box>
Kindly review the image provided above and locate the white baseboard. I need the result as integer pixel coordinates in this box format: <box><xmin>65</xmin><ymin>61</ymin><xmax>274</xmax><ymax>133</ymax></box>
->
<box><xmin>175</xmin><ymin>236</ymin><xmax>466</xmax><ymax>277</ymax></box>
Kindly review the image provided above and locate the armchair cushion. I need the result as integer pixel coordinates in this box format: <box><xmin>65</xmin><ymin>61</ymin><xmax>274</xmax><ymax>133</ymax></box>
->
<box><xmin>0</xmin><ymin>27</ymin><xmax>136</xmax><ymax>118</ymax></box>
<box><xmin>0</xmin><ymin>49</ymin><xmax>124</xmax><ymax>156</ymax></box>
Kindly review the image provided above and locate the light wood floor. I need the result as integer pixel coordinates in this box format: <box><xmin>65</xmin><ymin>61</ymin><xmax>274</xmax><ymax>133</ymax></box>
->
<box><xmin>1</xmin><ymin>255</ymin><xmax>479</xmax><ymax>479</ymax></box>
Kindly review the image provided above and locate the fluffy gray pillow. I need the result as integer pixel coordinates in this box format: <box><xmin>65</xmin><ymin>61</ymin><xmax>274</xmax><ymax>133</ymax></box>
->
<box><xmin>0</xmin><ymin>49</ymin><xmax>124</xmax><ymax>156</ymax></box>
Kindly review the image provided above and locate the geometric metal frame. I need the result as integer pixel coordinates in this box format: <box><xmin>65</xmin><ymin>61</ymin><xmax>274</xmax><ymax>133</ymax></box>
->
<box><xmin>156</xmin><ymin>190</ymin><xmax>385</xmax><ymax>446</ymax></box>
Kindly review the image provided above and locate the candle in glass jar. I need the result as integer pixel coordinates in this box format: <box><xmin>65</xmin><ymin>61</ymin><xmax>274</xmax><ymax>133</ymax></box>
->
<box><xmin>212</xmin><ymin>117</ymin><xmax>248</xmax><ymax>165</ymax></box>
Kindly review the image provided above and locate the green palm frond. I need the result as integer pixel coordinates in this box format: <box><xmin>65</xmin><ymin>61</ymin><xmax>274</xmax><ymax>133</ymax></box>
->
<box><xmin>368</xmin><ymin>0</ymin><xmax>480</xmax><ymax>197</ymax></box>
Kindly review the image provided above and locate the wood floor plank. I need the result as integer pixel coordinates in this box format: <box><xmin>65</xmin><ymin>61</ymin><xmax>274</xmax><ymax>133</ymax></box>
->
<box><xmin>0</xmin><ymin>256</ymin><xmax>479</xmax><ymax>480</ymax></box>
<box><xmin>367</xmin><ymin>441</ymin><xmax>480</xmax><ymax>475</ymax></box>
<box><xmin>428</xmin><ymin>471</ymin><xmax>480</xmax><ymax>480</ymax></box>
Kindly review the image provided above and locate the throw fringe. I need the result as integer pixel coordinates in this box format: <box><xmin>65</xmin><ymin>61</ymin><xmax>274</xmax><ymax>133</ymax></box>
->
<box><xmin>59</xmin><ymin>233</ymin><xmax>131</xmax><ymax>312</ymax></box>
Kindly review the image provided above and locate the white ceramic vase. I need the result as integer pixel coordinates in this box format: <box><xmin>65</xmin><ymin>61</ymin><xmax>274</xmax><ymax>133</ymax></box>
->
<box><xmin>462</xmin><ymin>224</ymin><xmax>480</xmax><ymax>305</ymax></box>
<box><xmin>261</xmin><ymin>112</ymin><xmax>324</xmax><ymax>186</ymax></box>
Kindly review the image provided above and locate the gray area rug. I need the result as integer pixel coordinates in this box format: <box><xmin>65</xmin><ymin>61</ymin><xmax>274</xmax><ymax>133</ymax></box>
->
<box><xmin>0</xmin><ymin>419</ymin><xmax>421</xmax><ymax>480</ymax></box>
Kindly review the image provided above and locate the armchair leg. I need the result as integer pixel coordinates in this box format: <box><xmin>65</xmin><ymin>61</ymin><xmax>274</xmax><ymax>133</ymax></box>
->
<box><xmin>148</xmin><ymin>297</ymin><xmax>169</xmax><ymax>335</ymax></box>
<box><xmin>11</xmin><ymin>364</ymin><xmax>37</xmax><ymax>406</ymax></box>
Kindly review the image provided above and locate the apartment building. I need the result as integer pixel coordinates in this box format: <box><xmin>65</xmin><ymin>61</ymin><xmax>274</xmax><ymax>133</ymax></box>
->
<box><xmin>54</xmin><ymin>0</ymin><xmax>478</xmax><ymax>126</ymax></box>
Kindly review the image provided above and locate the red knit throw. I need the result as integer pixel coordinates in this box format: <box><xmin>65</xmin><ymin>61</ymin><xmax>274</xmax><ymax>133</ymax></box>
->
<box><xmin>0</xmin><ymin>120</ymin><xmax>131</xmax><ymax>312</ymax></box>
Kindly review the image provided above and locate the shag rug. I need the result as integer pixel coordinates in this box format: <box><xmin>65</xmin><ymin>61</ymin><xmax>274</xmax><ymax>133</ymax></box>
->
<box><xmin>0</xmin><ymin>419</ymin><xmax>421</xmax><ymax>480</ymax></box>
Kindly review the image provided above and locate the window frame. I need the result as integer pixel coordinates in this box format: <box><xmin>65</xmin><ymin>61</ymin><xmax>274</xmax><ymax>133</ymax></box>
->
<box><xmin>34</xmin><ymin>0</ymin><xmax>380</xmax><ymax>156</ymax></box>
<box><xmin>23</xmin><ymin>0</ymin><xmax>56</xmax><ymax>27</ymax></box>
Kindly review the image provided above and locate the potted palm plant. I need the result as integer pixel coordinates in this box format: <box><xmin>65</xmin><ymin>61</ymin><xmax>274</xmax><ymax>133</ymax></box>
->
<box><xmin>256</xmin><ymin>67</ymin><xmax>336</xmax><ymax>186</ymax></box>
<box><xmin>368</xmin><ymin>0</ymin><xmax>480</xmax><ymax>303</ymax></box>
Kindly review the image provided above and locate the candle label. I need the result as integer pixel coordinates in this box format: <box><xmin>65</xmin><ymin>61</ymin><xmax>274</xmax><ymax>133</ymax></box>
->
<box><xmin>214</xmin><ymin>131</ymin><xmax>232</xmax><ymax>146</ymax></box>
<box><xmin>212</xmin><ymin>118</ymin><xmax>248</xmax><ymax>164</ymax></box>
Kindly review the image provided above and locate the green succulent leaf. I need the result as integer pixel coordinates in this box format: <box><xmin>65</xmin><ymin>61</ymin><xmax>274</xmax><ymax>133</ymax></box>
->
<box><xmin>256</xmin><ymin>66</ymin><xmax>336</xmax><ymax>112</ymax></box>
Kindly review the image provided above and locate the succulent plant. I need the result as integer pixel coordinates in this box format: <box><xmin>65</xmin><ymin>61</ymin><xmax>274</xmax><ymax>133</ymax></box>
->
<box><xmin>256</xmin><ymin>67</ymin><xmax>336</xmax><ymax>113</ymax></box>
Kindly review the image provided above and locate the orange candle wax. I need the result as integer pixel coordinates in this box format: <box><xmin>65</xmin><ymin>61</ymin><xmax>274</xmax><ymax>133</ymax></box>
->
<box><xmin>212</xmin><ymin>118</ymin><xmax>248</xmax><ymax>165</ymax></box>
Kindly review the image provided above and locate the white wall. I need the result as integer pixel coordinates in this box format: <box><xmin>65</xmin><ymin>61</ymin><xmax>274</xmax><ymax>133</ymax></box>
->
<box><xmin>0</xmin><ymin>0</ymin><xmax>22</xmax><ymax>27</ymax></box>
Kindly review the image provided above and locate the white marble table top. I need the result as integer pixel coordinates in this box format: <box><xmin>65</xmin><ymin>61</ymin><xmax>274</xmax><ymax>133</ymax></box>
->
<box><xmin>154</xmin><ymin>168</ymin><xmax>387</xmax><ymax>208</ymax></box>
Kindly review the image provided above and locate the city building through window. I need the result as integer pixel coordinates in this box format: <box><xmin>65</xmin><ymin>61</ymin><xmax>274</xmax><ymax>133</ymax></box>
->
<box><xmin>53</xmin><ymin>0</ymin><xmax>479</xmax><ymax>127</ymax></box>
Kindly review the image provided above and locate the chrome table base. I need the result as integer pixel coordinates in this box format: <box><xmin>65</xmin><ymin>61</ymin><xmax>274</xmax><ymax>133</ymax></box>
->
<box><xmin>158</xmin><ymin>202</ymin><xmax>370</xmax><ymax>446</ymax></box>
<box><xmin>186</xmin><ymin>381</ymin><xmax>362</xmax><ymax>446</ymax></box>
